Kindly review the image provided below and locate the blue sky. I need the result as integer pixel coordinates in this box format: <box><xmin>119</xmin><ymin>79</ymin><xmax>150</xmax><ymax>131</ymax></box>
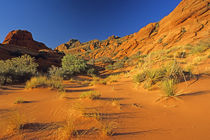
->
<box><xmin>0</xmin><ymin>0</ymin><xmax>181</xmax><ymax>48</ymax></box>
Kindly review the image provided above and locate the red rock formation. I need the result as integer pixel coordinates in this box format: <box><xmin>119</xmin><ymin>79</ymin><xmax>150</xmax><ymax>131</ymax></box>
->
<box><xmin>2</xmin><ymin>30</ymin><xmax>49</xmax><ymax>51</ymax></box>
<box><xmin>0</xmin><ymin>30</ymin><xmax>63</xmax><ymax>72</ymax></box>
<box><xmin>55</xmin><ymin>0</ymin><xmax>209</xmax><ymax>59</ymax></box>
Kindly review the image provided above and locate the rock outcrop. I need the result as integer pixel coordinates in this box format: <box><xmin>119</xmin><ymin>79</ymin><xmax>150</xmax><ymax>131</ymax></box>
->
<box><xmin>55</xmin><ymin>39</ymin><xmax>81</xmax><ymax>52</ymax></box>
<box><xmin>0</xmin><ymin>30</ymin><xmax>63</xmax><ymax>71</ymax></box>
<box><xmin>2</xmin><ymin>30</ymin><xmax>49</xmax><ymax>51</ymax></box>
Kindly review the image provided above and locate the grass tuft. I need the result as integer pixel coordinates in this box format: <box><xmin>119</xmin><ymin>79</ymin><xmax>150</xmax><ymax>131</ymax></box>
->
<box><xmin>80</xmin><ymin>91</ymin><xmax>101</xmax><ymax>100</ymax></box>
<box><xmin>101</xmin><ymin>121</ymin><xmax>117</xmax><ymax>136</ymax></box>
<box><xmin>14</xmin><ymin>98</ymin><xmax>25</xmax><ymax>104</ymax></box>
<box><xmin>7</xmin><ymin>112</ymin><xmax>26</xmax><ymax>133</ymax></box>
<box><xmin>25</xmin><ymin>76</ymin><xmax>64</xmax><ymax>92</ymax></box>
<box><xmin>161</xmin><ymin>79</ymin><xmax>177</xmax><ymax>97</ymax></box>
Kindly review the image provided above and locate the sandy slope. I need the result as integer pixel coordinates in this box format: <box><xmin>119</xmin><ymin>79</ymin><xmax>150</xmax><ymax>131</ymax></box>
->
<box><xmin>0</xmin><ymin>75</ymin><xmax>210</xmax><ymax>140</ymax></box>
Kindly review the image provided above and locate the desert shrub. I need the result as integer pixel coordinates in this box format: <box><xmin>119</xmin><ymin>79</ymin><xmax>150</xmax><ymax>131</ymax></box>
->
<box><xmin>14</xmin><ymin>98</ymin><xmax>25</xmax><ymax>104</ymax></box>
<box><xmin>134</xmin><ymin>68</ymin><xmax>165</xmax><ymax>86</ymax></box>
<box><xmin>129</xmin><ymin>51</ymin><xmax>142</xmax><ymax>60</ymax></box>
<box><xmin>80</xmin><ymin>91</ymin><xmax>101</xmax><ymax>100</ymax></box>
<box><xmin>96</xmin><ymin>57</ymin><xmax>113</xmax><ymax>64</ymax></box>
<box><xmin>105</xmin><ymin>60</ymin><xmax>124</xmax><ymax>70</ymax></box>
<box><xmin>87</xmin><ymin>59</ymin><xmax>95</xmax><ymax>65</ymax></box>
<box><xmin>175</xmin><ymin>51</ymin><xmax>186</xmax><ymax>58</ymax></box>
<box><xmin>48</xmin><ymin>65</ymin><xmax>64</xmax><ymax>79</ymax></box>
<box><xmin>134</xmin><ymin>60</ymin><xmax>192</xmax><ymax>90</ymax></box>
<box><xmin>62</xmin><ymin>54</ymin><xmax>87</xmax><ymax>76</ymax></box>
<box><xmin>190</xmin><ymin>42</ymin><xmax>209</xmax><ymax>54</ymax></box>
<box><xmin>192</xmin><ymin>55</ymin><xmax>208</xmax><ymax>65</ymax></box>
<box><xmin>164</xmin><ymin>60</ymin><xmax>185</xmax><ymax>81</ymax></box>
<box><xmin>101</xmin><ymin>122</ymin><xmax>117</xmax><ymax>136</ymax></box>
<box><xmin>146</xmin><ymin>68</ymin><xmax>166</xmax><ymax>84</ymax></box>
<box><xmin>161</xmin><ymin>79</ymin><xmax>177</xmax><ymax>96</ymax></box>
<box><xmin>90</xmin><ymin>74</ymin><xmax>119</xmax><ymax>86</ymax></box>
<box><xmin>113</xmin><ymin>60</ymin><xmax>124</xmax><ymax>69</ymax></box>
<box><xmin>56</xmin><ymin>112</ymin><xmax>78</xmax><ymax>139</ymax></box>
<box><xmin>104</xmin><ymin>74</ymin><xmax>119</xmax><ymax>84</ymax></box>
<box><xmin>0</xmin><ymin>55</ymin><xmax>38</xmax><ymax>85</ymax></box>
<box><xmin>133</xmin><ymin>72</ymin><xmax>146</xmax><ymax>83</ymax></box>
<box><xmin>25</xmin><ymin>76</ymin><xmax>64</xmax><ymax>91</ymax></box>
<box><xmin>105</xmin><ymin>64</ymin><xmax>114</xmax><ymax>70</ymax></box>
<box><xmin>122</xmin><ymin>56</ymin><xmax>129</xmax><ymax>62</ymax></box>
<box><xmin>87</xmin><ymin>68</ymin><xmax>97</xmax><ymax>76</ymax></box>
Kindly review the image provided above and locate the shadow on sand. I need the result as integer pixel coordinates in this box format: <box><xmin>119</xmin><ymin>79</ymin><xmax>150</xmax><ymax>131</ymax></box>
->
<box><xmin>178</xmin><ymin>90</ymin><xmax>210</xmax><ymax>97</ymax></box>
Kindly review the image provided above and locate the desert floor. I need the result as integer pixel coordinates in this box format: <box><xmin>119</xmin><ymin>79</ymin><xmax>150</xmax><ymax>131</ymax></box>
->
<box><xmin>0</xmin><ymin>75</ymin><xmax>210</xmax><ymax>140</ymax></box>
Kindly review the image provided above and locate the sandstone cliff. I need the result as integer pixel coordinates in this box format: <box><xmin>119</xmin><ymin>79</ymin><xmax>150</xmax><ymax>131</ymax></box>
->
<box><xmin>55</xmin><ymin>0</ymin><xmax>209</xmax><ymax>59</ymax></box>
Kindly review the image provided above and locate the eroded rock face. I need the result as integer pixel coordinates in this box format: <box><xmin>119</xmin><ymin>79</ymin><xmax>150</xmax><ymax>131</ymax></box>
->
<box><xmin>2</xmin><ymin>30</ymin><xmax>48</xmax><ymax>50</ymax></box>
<box><xmin>0</xmin><ymin>30</ymin><xmax>63</xmax><ymax>72</ymax></box>
<box><xmin>55</xmin><ymin>39</ymin><xmax>81</xmax><ymax>52</ymax></box>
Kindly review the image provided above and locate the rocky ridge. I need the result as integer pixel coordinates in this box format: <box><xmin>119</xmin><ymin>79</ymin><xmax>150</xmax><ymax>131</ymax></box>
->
<box><xmin>55</xmin><ymin>0</ymin><xmax>209</xmax><ymax>59</ymax></box>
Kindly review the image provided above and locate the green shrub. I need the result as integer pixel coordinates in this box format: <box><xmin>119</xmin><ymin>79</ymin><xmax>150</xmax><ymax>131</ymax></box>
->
<box><xmin>96</xmin><ymin>57</ymin><xmax>113</xmax><ymax>64</ymax></box>
<box><xmin>25</xmin><ymin>76</ymin><xmax>64</xmax><ymax>91</ymax></box>
<box><xmin>146</xmin><ymin>68</ymin><xmax>165</xmax><ymax>84</ymax></box>
<box><xmin>87</xmin><ymin>68</ymin><xmax>97</xmax><ymax>76</ymax></box>
<box><xmin>134</xmin><ymin>60</ymin><xmax>192</xmax><ymax>90</ymax></box>
<box><xmin>87</xmin><ymin>59</ymin><xmax>95</xmax><ymax>65</ymax></box>
<box><xmin>0</xmin><ymin>55</ymin><xmax>38</xmax><ymax>85</ymax></box>
<box><xmin>133</xmin><ymin>72</ymin><xmax>146</xmax><ymax>83</ymax></box>
<box><xmin>105</xmin><ymin>64</ymin><xmax>114</xmax><ymax>70</ymax></box>
<box><xmin>113</xmin><ymin>60</ymin><xmax>124</xmax><ymax>69</ymax></box>
<box><xmin>164</xmin><ymin>60</ymin><xmax>185</xmax><ymax>81</ymax></box>
<box><xmin>48</xmin><ymin>65</ymin><xmax>64</xmax><ymax>79</ymax></box>
<box><xmin>161</xmin><ymin>79</ymin><xmax>176</xmax><ymax>96</ymax></box>
<box><xmin>61</xmin><ymin>54</ymin><xmax>87</xmax><ymax>76</ymax></box>
<box><xmin>101</xmin><ymin>122</ymin><xmax>117</xmax><ymax>136</ymax></box>
<box><xmin>80</xmin><ymin>91</ymin><xmax>101</xmax><ymax>100</ymax></box>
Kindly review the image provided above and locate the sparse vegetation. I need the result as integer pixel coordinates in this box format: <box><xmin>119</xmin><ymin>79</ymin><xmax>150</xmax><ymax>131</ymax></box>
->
<box><xmin>96</xmin><ymin>57</ymin><xmax>113</xmax><ymax>64</ymax></box>
<box><xmin>101</xmin><ymin>122</ymin><xmax>117</xmax><ymax>136</ymax></box>
<box><xmin>61</xmin><ymin>54</ymin><xmax>87</xmax><ymax>76</ymax></box>
<box><xmin>48</xmin><ymin>65</ymin><xmax>64</xmax><ymax>79</ymax></box>
<box><xmin>7</xmin><ymin>112</ymin><xmax>26</xmax><ymax>133</ymax></box>
<box><xmin>14</xmin><ymin>98</ymin><xmax>25</xmax><ymax>104</ymax></box>
<box><xmin>87</xmin><ymin>68</ymin><xmax>97</xmax><ymax>76</ymax></box>
<box><xmin>83</xmin><ymin>111</ymin><xmax>102</xmax><ymax>121</ymax></box>
<box><xmin>80</xmin><ymin>91</ymin><xmax>101</xmax><ymax>100</ymax></box>
<box><xmin>189</xmin><ymin>42</ymin><xmax>209</xmax><ymax>54</ymax></box>
<box><xmin>25</xmin><ymin>76</ymin><xmax>64</xmax><ymax>91</ymax></box>
<box><xmin>0</xmin><ymin>55</ymin><xmax>38</xmax><ymax>85</ymax></box>
<box><xmin>133</xmin><ymin>72</ymin><xmax>146</xmax><ymax>83</ymax></box>
<box><xmin>90</xmin><ymin>75</ymin><xmax>119</xmax><ymax>86</ymax></box>
<box><xmin>175</xmin><ymin>51</ymin><xmax>186</xmax><ymax>58</ymax></box>
<box><xmin>56</xmin><ymin>112</ymin><xmax>77</xmax><ymax>140</ymax></box>
<box><xmin>161</xmin><ymin>79</ymin><xmax>177</xmax><ymax>97</ymax></box>
<box><xmin>105</xmin><ymin>59</ymin><xmax>125</xmax><ymax>70</ymax></box>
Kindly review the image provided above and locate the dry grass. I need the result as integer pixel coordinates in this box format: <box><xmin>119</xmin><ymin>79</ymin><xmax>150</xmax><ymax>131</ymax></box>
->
<box><xmin>80</xmin><ymin>91</ymin><xmax>101</xmax><ymax>100</ymax></box>
<box><xmin>111</xmin><ymin>99</ymin><xmax>121</xmax><ymax>110</ymax></box>
<box><xmin>6</xmin><ymin>112</ymin><xmax>26</xmax><ymax>134</ymax></box>
<box><xmin>161</xmin><ymin>79</ymin><xmax>177</xmax><ymax>97</ymax></box>
<box><xmin>14</xmin><ymin>98</ymin><xmax>25</xmax><ymax>104</ymax></box>
<box><xmin>101</xmin><ymin>121</ymin><xmax>117</xmax><ymax>136</ymax></box>
<box><xmin>89</xmin><ymin>75</ymin><xmax>119</xmax><ymax>86</ymax></box>
<box><xmin>25</xmin><ymin>76</ymin><xmax>64</xmax><ymax>92</ymax></box>
<box><xmin>83</xmin><ymin>111</ymin><xmax>103</xmax><ymax>121</ymax></box>
<box><xmin>56</xmin><ymin>116</ymin><xmax>76</xmax><ymax>140</ymax></box>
